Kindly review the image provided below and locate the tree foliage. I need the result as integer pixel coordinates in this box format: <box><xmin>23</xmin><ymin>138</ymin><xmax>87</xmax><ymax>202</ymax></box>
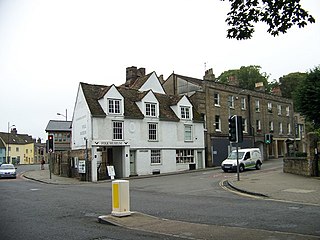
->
<box><xmin>222</xmin><ymin>0</ymin><xmax>315</xmax><ymax>40</ymax></box>
<box><xmin>279</xmin><ymin>72</ymin><xmax>307</xmax><ymax>99</ymax></box>
<box><xmin>217</xmin><ymin>65</ymin><xmax>269</xmax><ymax>90</ymax></box>
<box><xmin>294</xmin><ymin>66</ymin><xmax>320</xmax><ymax>129</ymax></box>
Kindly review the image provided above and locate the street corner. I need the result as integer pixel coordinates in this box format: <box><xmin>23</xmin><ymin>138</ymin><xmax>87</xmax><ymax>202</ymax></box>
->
<box><xmin>223</xmin><ymin>179</ymin><xmax>269</xmax><ymax>198</ymax></box>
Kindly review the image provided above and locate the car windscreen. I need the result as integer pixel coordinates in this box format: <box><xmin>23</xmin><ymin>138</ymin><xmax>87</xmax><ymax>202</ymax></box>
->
<box><xmin>0</xmin><ymin>165</ymin><xmax>14</xmax><ymax>170</ymax></box>
<box><xmin>228</xmin><ymin>152</ymin><xmax>244</xmax><ymax>160</ymax></box>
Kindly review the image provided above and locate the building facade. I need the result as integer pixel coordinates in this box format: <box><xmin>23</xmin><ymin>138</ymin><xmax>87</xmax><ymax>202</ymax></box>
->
<box><xmin>163</xmin><ymin>69</ymin><xmax>295</xmax><ymax>167</ymax></box>
<box><xmin>45</xmin><ymin>120</ymin><xmax>72</xmax><ymax>152</ymax></box>
<box><xmin>71</xmin><ymin>67</ymin><xmax>205</xmax><ymax>181</ymax></box>
<box><xmin>0</xmin><ymin>128</ymin><xmax>35</xmax><ymax>164</ymax></box>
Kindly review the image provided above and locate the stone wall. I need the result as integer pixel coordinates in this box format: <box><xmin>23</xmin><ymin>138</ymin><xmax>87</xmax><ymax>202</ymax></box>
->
<box><xmin>283</xmin><ymin>132</ymin><xmax>319</xmax><ymax>177</ymax></box>
<box><xmin>283</xmin><ymin>157</ymin><xmax>313</xmax><ymax>176</ymax></box>
<box><xmin>49</xmin><ymin>149</ymin><xmax>92</xmax><ymax>181</ymax></box>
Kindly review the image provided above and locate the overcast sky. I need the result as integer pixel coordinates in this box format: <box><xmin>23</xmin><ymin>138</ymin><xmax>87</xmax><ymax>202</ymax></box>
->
<box><xmin>0</xmin><ymin>0</ymin><xmax>319</xmax><ymax>141</ymax></box>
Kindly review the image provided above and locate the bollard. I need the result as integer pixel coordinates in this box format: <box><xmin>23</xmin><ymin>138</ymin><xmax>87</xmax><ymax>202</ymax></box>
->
<box><xmin>111</xmin><ymin>180</ymin><xmax>131</xmax><ymax>217</ymax></box>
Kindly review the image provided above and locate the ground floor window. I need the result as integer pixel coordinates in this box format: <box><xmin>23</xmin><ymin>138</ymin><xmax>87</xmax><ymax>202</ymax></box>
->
<box><xmin>151</xmin><ymin>149</ymin><xmax>161</xmax><ymax>164</ymax></box>
<box><xmin>176</xmin><ymin>149</ymin><xmax>194</xmax><ymax>163</ymax></box>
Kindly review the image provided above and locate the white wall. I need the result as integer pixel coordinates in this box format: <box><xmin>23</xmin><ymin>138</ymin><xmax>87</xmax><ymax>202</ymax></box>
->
<box><xmin>72</xmin><ymin>85</ymin><xmax>92</xmax><ymax>150</ymax></box>
<box><xmin>139</xmin><ymin>72</ymin><xmax>165</xmax><ymax>94</ymax></box>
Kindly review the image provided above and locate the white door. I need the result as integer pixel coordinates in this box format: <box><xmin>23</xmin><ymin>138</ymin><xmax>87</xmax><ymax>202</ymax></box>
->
<box><xmin>130</xmin><ymin>150</ymin><xmax>136</xmax><ymax>176</ymax></box>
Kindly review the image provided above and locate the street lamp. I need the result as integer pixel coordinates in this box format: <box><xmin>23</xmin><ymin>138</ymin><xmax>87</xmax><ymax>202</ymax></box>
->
<box><xmin>57</xmin><ymin>109</ymin><xmax>67</xmax><ymax>121</ymax></box>
<box><xmin>7</xmin><ymin>122</ymin><xmax>15</xmax><ymax>164</ymax></box>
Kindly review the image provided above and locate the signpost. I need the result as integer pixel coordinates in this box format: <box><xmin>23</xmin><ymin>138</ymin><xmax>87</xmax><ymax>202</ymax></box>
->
<box><xmin>228</xmin><ymin>115</ymin><xmax>243</xmax><ymax>181</ymax></box>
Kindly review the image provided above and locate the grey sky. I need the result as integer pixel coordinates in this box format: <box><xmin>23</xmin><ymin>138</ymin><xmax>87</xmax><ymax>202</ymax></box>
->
<box><xmin>0</xmin><ymin>0</ymin><xmax>319</xmax><ymax>140</ymax></box>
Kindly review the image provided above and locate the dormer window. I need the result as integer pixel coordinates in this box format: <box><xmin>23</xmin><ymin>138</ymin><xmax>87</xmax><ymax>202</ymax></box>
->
<box><xmin>108</xmin><ymin>99</ymin><xmax>121</xmax><ymax>114</ymax></box>
<box><xmin>145</xmin><ymin>103</ymin><xmax>156</xmax><ymax>117</ymax></box>
<box><xmin>181</xmin><ymin>106</ymin><xmax>190</xmax><ymax>119</ymax></box>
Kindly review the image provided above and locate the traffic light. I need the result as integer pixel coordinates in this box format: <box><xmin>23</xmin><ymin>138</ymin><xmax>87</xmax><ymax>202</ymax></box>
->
<box><xmin>237</xmin><ymin>116</ymin><xmax>243</xmax><ymax>143</ymax></box>
<box><xmin>229</xmin><ymin>115</ymin><xmax>237</xmax><ymax>142</ymax></box>
<box><xmin>48</xmin><ymin>134</ymin><xmax>54</xmax><ymax>152</ymax></box>
<box><xmin>265</xmin><ymin>134</ymin><xmax>273</xmax><ymax>144</ymax></box>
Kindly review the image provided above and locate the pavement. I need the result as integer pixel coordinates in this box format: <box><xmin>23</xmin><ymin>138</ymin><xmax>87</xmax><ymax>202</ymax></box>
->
<box><xmin>22</xmin><ymin>166</ymin><xmax>320</xmax><ymax>240</ymax></box>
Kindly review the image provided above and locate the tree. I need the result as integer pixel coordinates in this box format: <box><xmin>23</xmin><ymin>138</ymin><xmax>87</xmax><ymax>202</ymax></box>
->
<box><xmin>279</xmin><ymin>72</ymin><xmax>307</xmax><ymax>99</ymax></box>
<box><xmin>222</xmin><ymin>0</ymin><xmax>315</xmax><ymax>40</ymax></box>
<box><xmin>294</xmin><ymin>66</ymin><xmax>320</xmax><ymax>129</ymax></box>
<box><xmin>217</xmin><ymin>65</ymin><xmax>269</xmax><ymax>90</ymax></box>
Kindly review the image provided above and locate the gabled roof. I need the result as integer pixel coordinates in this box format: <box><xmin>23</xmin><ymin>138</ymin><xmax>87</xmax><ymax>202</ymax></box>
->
<box><xmin>154</xmin><ymin>93</ymin><xmax>180</xmax><ymax>121</ymax></box>
<box><xmin>80</xmin><ymin>82</ymin><xmax>108</xmax><ymax>117</ymax></box>
<box><xmin>0</xmin><ymin>132</ymin><xmax>34</xmax><ymax>145</ymax></box>
<box><xmin>118</xmin><ymin>87</ymin><xmax>144</xmax><ymax>119</ymax></box>
<box><xmin>171</xmin><ymin>73</ymin><xmax>204</xmax><ymax>86</ymax></box>
<box><xmin>45</xmin><ymin>120</ymin><xmax>72</xmax><ymax>132</ymax></box>
<box><xmin>79</xmin><ymin>82</ymin><xmax>203</xmax><ymax>122</ymax></box>
<box><xmin>129</xmin><ymin>72</ymin><xmax>154</xmax><ymax>90</ymax></box>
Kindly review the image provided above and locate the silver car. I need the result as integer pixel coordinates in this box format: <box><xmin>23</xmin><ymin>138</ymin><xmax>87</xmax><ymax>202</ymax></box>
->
<box><xmin>0</xmin><ymin>164</ymin><xmax>17</xmax><ymax>179</ymax></box>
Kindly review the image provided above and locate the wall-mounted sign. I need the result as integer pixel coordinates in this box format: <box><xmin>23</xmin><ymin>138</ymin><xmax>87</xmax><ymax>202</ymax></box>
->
<box><xmin>93</xmin><ymin>140</ymin><xmax>130</xmax><ymax>146</ymax></box>
<box><xmin>78</xmin><ymin>160</ymin><xmax>86</xmax><ymax>173</ymax></box>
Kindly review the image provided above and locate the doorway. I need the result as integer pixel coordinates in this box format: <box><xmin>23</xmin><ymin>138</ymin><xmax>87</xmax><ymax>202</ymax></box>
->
<box><xmin>130</xmin><ymin>150</ymin><xmax>137</xmax><ymax>176</ymax></box>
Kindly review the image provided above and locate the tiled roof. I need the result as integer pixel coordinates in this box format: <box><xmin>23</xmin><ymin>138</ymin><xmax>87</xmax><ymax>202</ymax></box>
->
<box><xmin>0</xmin><ymin>138</ymin><xmax>5</xmax><ymax>148</ymax></box>
<box><xmin>80</xmin><ymin>82</ymin><xmax>108</xmax><ymax>117</ymax></box>
<box><xmin>45</xmin><ymin>120</ymin><xmax>72</xmax><ymax>132</ymax></box>
<box><xmin>129</xmin><ymin>72</ymin><xmax>154</xmax><ymax>90</ymax></box>
<box><xmin>0</xmin><ymin>132</ymin><xmax>34</xmax><ymax>145</ymax></box>
<box><xmin>80</xmin><ymin>82</ymin><xmax>203</xmax><ymax>122</ymax></box>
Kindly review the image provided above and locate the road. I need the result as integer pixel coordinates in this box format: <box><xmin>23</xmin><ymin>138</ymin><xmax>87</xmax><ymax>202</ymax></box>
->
<box><xmin>0</xmin><ymin>160</ymin><xmax>319</xmax><ymax>239</ymax></box>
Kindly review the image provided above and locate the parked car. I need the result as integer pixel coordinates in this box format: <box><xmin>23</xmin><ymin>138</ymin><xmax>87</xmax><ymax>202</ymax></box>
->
<box><xmin>221</xmin><ymin>148</ymin><xmax>262</xmax><ymax>172</ymax></box>
<box><xmin>0</xmin><ymin>164</ymin><xmax>17</xmax><ymax>179</ymax></box>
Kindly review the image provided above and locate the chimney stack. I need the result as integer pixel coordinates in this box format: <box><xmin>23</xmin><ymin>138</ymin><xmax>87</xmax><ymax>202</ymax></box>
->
<box><xmin>11</xmin><ymin>128</ymin><xmax>17</xmax><ymax>134</ymax></box>
<box><xmin>203</xmin><ymin>68</ymin><xmax>216</xmax><ymax>81</ymax></box>
<box><xmin>125</xmin><ymin>66</ymin><xmax>146</xmax><ymax>87</ymax></box>
<box><xmin>255</xmin><ymin>82</ymin><xmax>265</xmax><ymax>92</ymax></box>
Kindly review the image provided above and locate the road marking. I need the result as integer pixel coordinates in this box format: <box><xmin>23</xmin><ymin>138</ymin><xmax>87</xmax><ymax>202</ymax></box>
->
<box><xmin>30</xmin><ymin>188</ymin><xmax>40</xmax><ymax>191</ymax></box>
<box><xmin>283</xmin><ymin>188</ymin><xmax>315</xmax><ymax>193</ymax></box>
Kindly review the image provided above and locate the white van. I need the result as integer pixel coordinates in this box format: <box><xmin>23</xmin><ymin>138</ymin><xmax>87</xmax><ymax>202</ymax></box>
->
<box><xmin>221</xmin><ymin>148</ymin><xmax>262</xmax><ymax>172</ymax></box>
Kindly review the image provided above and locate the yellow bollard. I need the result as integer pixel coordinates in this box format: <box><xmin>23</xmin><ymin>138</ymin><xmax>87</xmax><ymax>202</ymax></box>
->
<box><xmin>111</xmin><ymin>180</ymin><xmax>131</xmax><ymax>217</ymax></box>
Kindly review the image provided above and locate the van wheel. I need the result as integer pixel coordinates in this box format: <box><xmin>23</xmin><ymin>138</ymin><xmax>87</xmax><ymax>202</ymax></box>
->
<box><xmin>239</xmin><ymin>164</ymin><xmax>244</xmax><ymax>172</ymax></box>
<box><xmin>223</xmin><ymin>169</ymin><xmax>228</xmax><ymax>173</ymax></box>
<box><xmin>256</xmin><ymin>162</ymin><xmax>262</xmax><ymax>170</ymax></box>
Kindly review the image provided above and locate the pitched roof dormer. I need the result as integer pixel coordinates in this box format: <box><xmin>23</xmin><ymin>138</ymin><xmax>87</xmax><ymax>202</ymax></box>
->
<box><xmin>170</xmin><ymin>95</ymin><xmax>194</xmax><ymax>121</ymax></box>
<box><xmin>98</xmin><ymin>85</ymin><xmax>125</xmax><ymax>116</ymax></box>
<box><xmin>135</xmin><ymin>90</ymin><xmax>160</xmax><ymax>118</ymax></box>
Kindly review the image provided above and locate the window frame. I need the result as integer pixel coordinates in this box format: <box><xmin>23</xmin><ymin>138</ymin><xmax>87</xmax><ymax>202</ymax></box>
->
<box><xmin>184</xmin><ymin>124</ymin><xmax>193</xmax><ymax>141</ymax></box>
<box><xmin>113</xmin><ymin>121</ymin><xmax>124</xmax><ymax>140</ymax></box>
<box><xmin>145</xmin><ymin>102</ymin><xmax>157</xmax><ymax>117</ymax></box>
<box><xmin>151</xmin><ymin>149</ymin><xmax>161</xmax><ymax>164</ymax></box>
<box><xmin>255</xmin><ymin>100</ymin><xmax>260</xmax><ymax>112</ymax></box>
<box><xmin>180</xmin><ymin>106</ymin><xmax>191</xmax><ymax>119</ymax></box>
<box><xmin>228</xmin><ymin>95</ymin><xmax>234</xmax><ymax>108</ymax></box>
<box><xmin>286</xmin><ymin>106</ymin><xmax>290</xmax><ymax>116</ymax></box>
<box><xmin>267</xmin><ymin>102</ymin><xmax>273</xmax><ymax>113</ymax></box>
<box><xmin>108</xmin><ymin>99</ymin><xmax>121</xmax><ymax>114</ymax></box>
<box><xmin>241</xmin><ymin>97</ymin><xmax>246</xmax><ymax>110</ymax></box>
<box><xmin>242</xmin><ymin>118</ymin><xmax>248</xmax><ymax>133</ymax></box>
<box><xmin>278</xmin><ymin>105</ymin><xmax>282</xmax><ymax>115</ymax></box>
<box><xmin>256</xmin><ymin>119</ymin><xmax>261</xmax><ymax>132</ymax></box>
<box><xmin>287</xmin><ymin>123</ymin><xmax>292</xmax><ymax>135</ymax></box>
<box><xmin>215</xmin><ymin>115</ymin><xmax>221</xmax><ymax>132</ymax></box>
<box><xmin>214</xmin><ymin>92</ymin><xmax>220</xmax><ymax>106</ymax></box>
<box><xmin>176</xmin><ymin>149</ymin><xmax>194</xmax><ymax>164</ymax></box>
<box><xmin>279</xmin><ymin>122</ymin><xmax>283</xmax><ymax>134</ymax></box>
<box><xmin>148</xmin><ymin>123</ymin><xmax>158</xmax><ymax>141</ymax></box>
<box><xmin>269</xmin><ymin>121</ymin><xmax>274</xmax><ymax>132</ymax></box>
